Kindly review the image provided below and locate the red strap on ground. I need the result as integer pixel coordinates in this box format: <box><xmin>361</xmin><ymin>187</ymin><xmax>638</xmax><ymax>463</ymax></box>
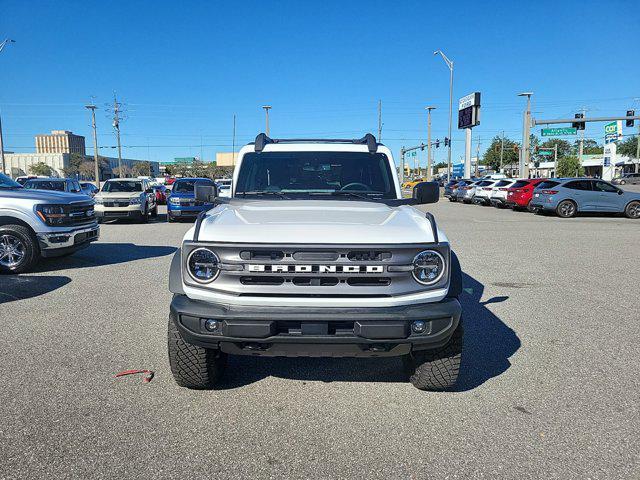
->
<box><xmin>114</xmin><ymin>369</ymin><xmax>154</xmax><ymax>383</ymax></box>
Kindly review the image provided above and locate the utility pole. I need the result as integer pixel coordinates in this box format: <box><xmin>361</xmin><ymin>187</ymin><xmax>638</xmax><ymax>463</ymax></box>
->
<box><xmin>434</xmin><ymin>50</ymin><xmax>454</xmax><ymax>181</ymax></box>
<box><xmin>85</xmin><ymin>104</ymin><xmax>101</xmax><ymax>189</ymax></box>
<box><xmin>378</xmin><ymin>99</ymin><xmax>382</xmax><ymax>142</ymax></box>
<box><xmin>500</xmin><ymin>130</ymin><xmax>505</xmax><ymax>173</ymax></box>
<box><xmin>636</xmin><ymin>122</ymin><xmax>640</xmax><ymax>174</ymax></box>
<box><xmin>425</xmin><ymin>106</ymin><xmax>436</xmax><ymax>181</ymax></box>
<box><xmin>262</xmin><ymin>105</ymin><xmax>272</xmax><ymax>135</ymax></box>
<box><xmin>0</xmin><ymin>39</ymin><xmax>15</xmax><ymax>176</ymax></box>
<box><xmin>475</xmin><ymin>137</ymin><xmax>481</xmax><ymax>177</ymax></box>
<box><xmin>112</xmin><ymin>93</ymin><xmax>123</xmax><ymax>177</ymax></box>
<box><xmin>518</xmin><ymin>92</ymin><xmax>533</xmax><ymax>178</ymax></box>
<box><xmin>400</xmin><ymin>147</ymin><xmax>406</xmax><ymax>186</ymax></box>
<box><xmin>232</xmin><ymin>114</ymin><xmax>236</xmax><ymax>164</ymax></box>
<box><xmin>0</xmin><ymin>115</ymin><xmax>6</xmax><ymax>176</ymax></box>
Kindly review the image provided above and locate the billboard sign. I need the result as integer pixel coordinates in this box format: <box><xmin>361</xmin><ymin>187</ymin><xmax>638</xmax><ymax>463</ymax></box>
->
<box><xmin>458</xmin><ymin>92</ymin><xmax>481</xmax><ymax>129</ymax></box>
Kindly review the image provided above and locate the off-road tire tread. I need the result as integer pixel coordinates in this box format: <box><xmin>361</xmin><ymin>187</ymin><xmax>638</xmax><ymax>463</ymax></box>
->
<box><xmin>404</xmin><ymin>321</ymin><xmax>463</xmax><ymax>391</ymax></box>
<box><xmin>168</xmin><ymin>317</ymin><xmax>225</xmax><ymax>389</ymax></box>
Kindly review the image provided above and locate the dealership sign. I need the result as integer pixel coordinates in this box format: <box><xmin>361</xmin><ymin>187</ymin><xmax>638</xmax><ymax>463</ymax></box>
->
<box><xmin>458</xmin><ymin>92</ymin><xmax>481</xmax><ymax>129</ymax></box>
<box><xmin>604</xmin><ymin>121</ymin><xmax>622</xmax><ymax>145</ymax></box>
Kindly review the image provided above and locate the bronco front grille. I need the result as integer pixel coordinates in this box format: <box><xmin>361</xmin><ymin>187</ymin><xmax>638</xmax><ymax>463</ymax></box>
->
<box><xmin>182</xmin><ymin>242</ymin><xmax>449</xmax><ymax>297</ymax></box>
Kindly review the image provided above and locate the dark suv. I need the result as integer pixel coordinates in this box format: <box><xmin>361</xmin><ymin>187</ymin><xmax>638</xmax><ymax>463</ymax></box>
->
<box><xmin>24</xmin><ymin>178</ymin><xmax>86</xmax><ymax>195</ymax></box>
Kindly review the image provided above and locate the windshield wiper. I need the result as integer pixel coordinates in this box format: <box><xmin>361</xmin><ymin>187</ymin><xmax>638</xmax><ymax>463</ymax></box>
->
<box><xmin>239</xmin><ymin>190</ymin><xmax>290</xmax><ymax>199</ymax></box>
<box><xmin>323</xmin><ymin>191</ymin><xmax>383</xmax><ymax>202</ymax></box>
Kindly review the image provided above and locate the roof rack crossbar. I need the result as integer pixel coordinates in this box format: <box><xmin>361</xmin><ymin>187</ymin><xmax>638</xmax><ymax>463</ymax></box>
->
<box><xmin>254</xmin><ymin>133</ymin><xmax>378</xmax><ymax>153</ymax></box>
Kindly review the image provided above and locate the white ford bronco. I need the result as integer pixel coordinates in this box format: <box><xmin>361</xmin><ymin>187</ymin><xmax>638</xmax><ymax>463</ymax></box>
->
<box><xmin>168</xmin><ymin>134</ymin><xmax>463</xmax><ymax>390</ymax></box>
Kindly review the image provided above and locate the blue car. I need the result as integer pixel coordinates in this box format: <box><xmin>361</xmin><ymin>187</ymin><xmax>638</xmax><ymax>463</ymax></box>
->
<box><xmin>167</xmin><ymin>178</ymin><xmax>216</xmax><ymax>222</ymax></box>
<box><xmin>528</xmin><ymin>178</ymin><xmax>640</xmax><ymax>219</ymax></box>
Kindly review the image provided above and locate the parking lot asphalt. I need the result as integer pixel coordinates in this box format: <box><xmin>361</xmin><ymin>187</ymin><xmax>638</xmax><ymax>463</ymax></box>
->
<box><xmin>1</xmin><ymin>199</ymin><xmax>638</xmax><ymax>479</ymax></box>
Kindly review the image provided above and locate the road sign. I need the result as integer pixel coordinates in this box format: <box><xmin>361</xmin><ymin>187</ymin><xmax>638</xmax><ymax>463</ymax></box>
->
<box><xmin>538</xmin><ymin>149</ymin><xmax>553</xmax><ymax>156</ymax></box>
<box><xmin>541</xmin><ymin>127</ymin><xmax>577</xmax><ymax>136</ymax></box>
<box><xmin>452</xmin><ymin>163</ymin><xmax>464</xmax><ymax>177</ymax></box>
<box><xmin>458</xmin><ymin>92</ymin><xmax>481</xmax><ymax>129</ymax></box>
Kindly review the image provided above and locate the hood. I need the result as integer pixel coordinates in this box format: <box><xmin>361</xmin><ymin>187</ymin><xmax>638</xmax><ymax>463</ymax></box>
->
<box><xmin>96</xmin><ymin>191</ymin><xmax>142</xmax><ymax>199</ymax></box>
<box><xmin>193</xmin><ymin>200</ymin><xmax>441</xmax><ymax>244</ymax></box>
<box><xmin>0</xmin><ymin>188</ymin><xmax>92</xmax><ymax>204</ymax></box>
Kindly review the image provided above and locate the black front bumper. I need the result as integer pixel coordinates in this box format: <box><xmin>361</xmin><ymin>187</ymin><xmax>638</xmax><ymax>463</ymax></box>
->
<box><xmin>170</xmin><ymin>294</ymin><xmax>461</xmax><ymax>357</ymax></box>
<box><xmin>96</xmin><ymin>210</ymin><xmax>143</xmax><ymax>219</ymax></box>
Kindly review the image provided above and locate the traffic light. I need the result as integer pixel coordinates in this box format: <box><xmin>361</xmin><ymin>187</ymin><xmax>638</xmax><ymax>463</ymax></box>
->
<box><xmin>572</xmin><ymin>113</ymin><xmax>585</xmax><ymax>130</ymax></box>
<box><xmin>444</xmin><ymin>137</ymin><xmax>450</xmax><ymax>147</ymax></box>
<box><xmin>626</xmin><ymin>110</ymin><xmax>635</xmax><ymax>128</ymax></box>
<box><xmin>435</xmin><ymin>139</ymin><xmax>440</xmax><ymax>148</ymax></box>
<box><xmin>420</xmin><ymin>143</ymin><xmax>425</xmax><ymax>151</ymax></box>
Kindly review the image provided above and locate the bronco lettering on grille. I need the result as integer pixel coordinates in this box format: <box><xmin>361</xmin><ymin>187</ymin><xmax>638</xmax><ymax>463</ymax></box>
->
<box><xmin>247</xmin><ymin>264</ymin><xmax>384</xmax><ymax>274</ymax></box>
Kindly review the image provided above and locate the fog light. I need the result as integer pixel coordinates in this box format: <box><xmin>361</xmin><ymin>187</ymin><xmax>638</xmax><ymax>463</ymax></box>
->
<box><xmin>411</xmin><ymin>320</ymin><xmax>427</xmax><ymax>334</ymax></box>
<box><xmin>204</xmin><ymin>319</ymin><xmax>220</xmax><ymax>332</ymax></box>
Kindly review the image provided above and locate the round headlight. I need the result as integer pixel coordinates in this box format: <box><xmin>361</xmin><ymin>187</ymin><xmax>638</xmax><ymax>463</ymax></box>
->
<box><xmin>412</xmin><ymin>250</ymin><xmax>445</xmax><ymax>285</ymax></box>
<box><xmin>187</xmin><ymin>248</ymin><xmax>220</xmax><ymax>283</ymax></box>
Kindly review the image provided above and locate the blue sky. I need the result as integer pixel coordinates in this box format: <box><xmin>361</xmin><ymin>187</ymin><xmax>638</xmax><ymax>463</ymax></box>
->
<box><xmin>1</xmin><ymin>0</ymin><xmax>639</xmax><ymax>166</ymax></box>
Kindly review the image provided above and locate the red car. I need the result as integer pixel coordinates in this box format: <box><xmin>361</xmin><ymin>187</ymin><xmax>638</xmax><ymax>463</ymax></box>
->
<box><xmin>152</xmin><ymin>185</ymin><xmax>168</xmax><ymax>205</ymax></box>
<box><xmin>506</xmin><ymin>178</ymin><xmax>547</xmax><ymax>210</ymax></box>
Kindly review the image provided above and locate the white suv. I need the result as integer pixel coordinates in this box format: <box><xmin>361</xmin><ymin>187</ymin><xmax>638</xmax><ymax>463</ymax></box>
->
<box><xmin>167</xmin><ymin>133</ymin><xmax>464</xmax><ymax>391</ymax></box>
<box><xmin>472</xmin><ymin>179</ymin><xmax>499</xmax><ymax>205</ymax></box>
<box><xmin>94</xmin><ymin>178</ymin><xmax>157</xmax><ymax>223</ymax></box>
<box><xmin>489</xmin><ymin>179</ymin><xmax>517</xmax><ymax>208</ymax></box>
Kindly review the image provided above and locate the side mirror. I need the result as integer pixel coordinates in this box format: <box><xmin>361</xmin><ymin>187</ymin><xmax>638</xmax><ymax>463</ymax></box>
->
<box><xmin>413</xmin><ymin>181</ymin><xmax>440</xmax><ymax>204</ymax></box>
<box><xmin>195</xmin><ymin>184</ymin><xmax>218</xmax><ymax>203</ymax></box>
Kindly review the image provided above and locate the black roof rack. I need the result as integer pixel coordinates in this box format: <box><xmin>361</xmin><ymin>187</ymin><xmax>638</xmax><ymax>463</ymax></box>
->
<box><xmin>253</xmin><ymin>133</ymin><xmax>378</xmax><ymax>153</ymax></box>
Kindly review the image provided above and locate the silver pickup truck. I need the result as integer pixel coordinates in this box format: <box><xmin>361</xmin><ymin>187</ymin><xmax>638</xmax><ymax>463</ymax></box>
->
<box><xmin>0</xmin><ymin>173</ymin><xmax>99</xmax><ymax>273</ymax></box>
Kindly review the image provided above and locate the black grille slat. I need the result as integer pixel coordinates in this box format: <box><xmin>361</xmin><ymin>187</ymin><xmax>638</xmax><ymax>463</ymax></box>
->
<box><xmin>347</xmin><ymin>251</ymin><xmax>392</xmax><ymax>261</ymax></box>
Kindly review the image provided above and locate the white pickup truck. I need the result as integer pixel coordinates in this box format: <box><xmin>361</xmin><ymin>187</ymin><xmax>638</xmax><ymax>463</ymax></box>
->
<box><xmin>168</xmin><ymin>134</ymin><xmax>463</xmax><ymax>391</ymax></box>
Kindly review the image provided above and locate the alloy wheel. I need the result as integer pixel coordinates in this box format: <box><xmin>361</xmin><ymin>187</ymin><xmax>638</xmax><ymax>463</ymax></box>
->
<box><xmin>0</xmin><ymin>234</ymin><xmax>26</xmax><ymax>268</ymax></box>
<box><xmin>627</xmin><ymin>202</ymin><xmax>640</xmax><ymax>219</ymax></box>
<box><xmin>558</xmin><ymin>201</ymin><xmax>576</xmax><ymax>218</ymax></box>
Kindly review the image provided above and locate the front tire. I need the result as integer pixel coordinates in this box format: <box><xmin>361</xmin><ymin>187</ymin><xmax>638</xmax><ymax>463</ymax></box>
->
<box><xmin>625</xmin><ymin>200</ymin><xmax>640</xmax><ymax>219</ymax></box>
<box><xmin>0</xmin><ymin>225</ymin><xmax>39</xmax><ymax>274</ymax></box>
<box><xmin>403</xmin><ymin>320</ymin><xmax>463</xmax><ymax>391</ymax></box>
<box><xmin>556</xmin><ymin>200</ymin><xmax>577</xmax><ymax>218</ymax></box>
<box><xmin>140</xmin><ymin>205</ymin><xmax>149</xmax><ymax>224</ymax></box>
<box><xmin>168</xmin><ymin>317</ymin><xmax>226</xmax><ymax>389</ymax></box>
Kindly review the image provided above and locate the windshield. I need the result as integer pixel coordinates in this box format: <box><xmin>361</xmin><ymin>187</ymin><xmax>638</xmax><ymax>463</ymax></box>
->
<box><xmin>173</xmin><ymin>179</ymin><xmax>214</xmax><ymax>193</ymax></box>
<box><xmin>24</xmin><ymin>180</ymin><xmax>66</xmax><ymax>191</ymax></box>
<box><xmin>235</xmin><ymin>151</ymin><xmax>395</xmax><ymax>198</ymax></box>
<box><xmin>0</xmin><ymin>173</ymin><xmax>23</xmax><ymax>189</ymax></box>
<box><xmin>102</xmin><ymin>180</ymin><xmax>143</xmax><ymax>193</ymax></box>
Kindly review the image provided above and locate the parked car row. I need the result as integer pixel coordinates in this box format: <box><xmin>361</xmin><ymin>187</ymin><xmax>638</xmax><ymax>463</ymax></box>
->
<box><xmin>444</xmin><ymin>177</ymin><xmax>640</xmax><ymax>219</ymax></box>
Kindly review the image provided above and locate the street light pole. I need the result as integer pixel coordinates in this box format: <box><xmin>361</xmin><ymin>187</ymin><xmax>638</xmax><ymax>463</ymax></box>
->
<box><xmin>85</xmin><ymin>104</ymin><xmax>101</xmax><ymax>189</ymax></box>
<box><xmin>434</xmin><ymin>50</ymin><xmax>454</xmax><ymax>181</ymax></box>
<box><xmin>0</xmin><ymin>39</ymin><xmax>16</xmax><ymax>176</ymax></box>
<box><xmin>425</xmin><ymin>106</ymin><xmax>436</xmax><ymax>181</ymax></box>
<box><xmin>262</xmin><ymin>105</ymin><xmax>272</xmax><ymax>136</ymax></box>
<box><xmin>518</xmin><ymin>92</ymin><xmax>533</xmax><ymax>178</ymax></box>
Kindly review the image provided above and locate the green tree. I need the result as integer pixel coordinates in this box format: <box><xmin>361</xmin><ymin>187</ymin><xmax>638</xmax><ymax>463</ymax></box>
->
<box><xmin>112</xmin><ymin>165</ymin><xmax>133</xmax><ymax>178</ymax></box>
<box><xmin>28</xmin><ymin>162</ymin><xmax>54</xmax><ymax>176</ymax></box>
<box><xmin>574</xmin><ymin>139</ymin><xmax>603</xmax><ymax>155</ymax></box>
<box><xmin>482</xmin><ymin>135</ymin><xmax>519</xmax><ymax>170</ymax></box>
<box><xmin>132</xmin><ymin>161</ymin><xmax>152</xmax><ymax>176</ymax></box>
<box><xmin>433</xmin><ymin>162</ymin><xmax>447</xmax><ymax>171</ymax></box>
<box><xmin>79</xmin><ymin>161</ymin><xmax>97</xmax><ymax>180</ymax></box>
<box><xmin>617</xmin><ymin>136</ymin><xmax>638</xmax><ymax>158</ymax></box>
<box><xmin>190</xmin><ymin>159</ymin><xmax>207</xmax><ymax>177</ymax></box>
<box><xmin>541</xmin><ymin>139</ymin><xmax>572</xmax><ymax>158</ymax></box>
<box><xmin>556</xmin><ymin>156</ymin><xmax>584</xmax><ymax>177</ymax></box>
<box><xmin>62</xmin><ymin>153</ymin><xmax>87</xmax><ymax>177</ymax></box>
